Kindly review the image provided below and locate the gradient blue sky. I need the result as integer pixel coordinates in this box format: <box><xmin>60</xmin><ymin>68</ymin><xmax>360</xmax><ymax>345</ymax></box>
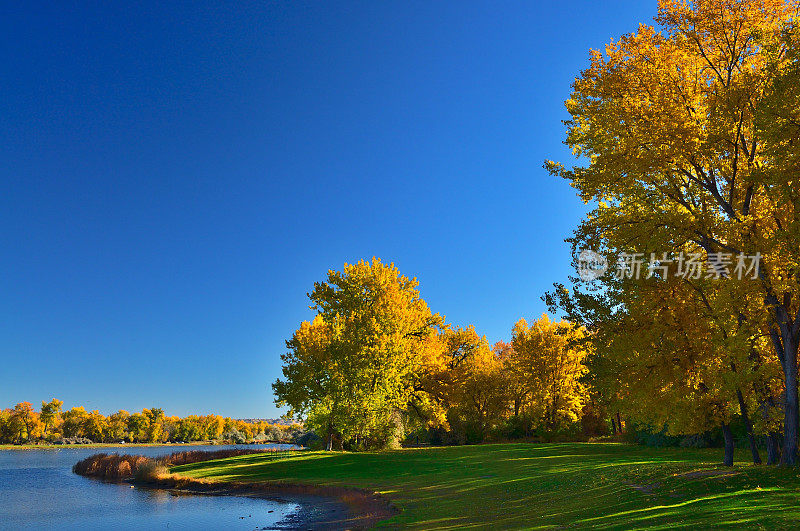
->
<box><xmin>1</xmin><ymin>1</ymin><xmax>656</xmax><ymax>418</ymax></box>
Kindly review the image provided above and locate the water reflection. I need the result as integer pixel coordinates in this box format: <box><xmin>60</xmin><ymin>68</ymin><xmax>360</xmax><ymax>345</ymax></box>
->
<box><xmin>0</xmin><ymin>444</ymin><xmax>300</xmax><ymax>530</ymax></box>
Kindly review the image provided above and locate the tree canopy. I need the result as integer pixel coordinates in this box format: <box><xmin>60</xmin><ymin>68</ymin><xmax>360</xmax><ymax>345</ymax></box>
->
<box><xmin>546</xmin><ymin>0</ymin><xmax>800</xmax><ymax>463</ymax></box>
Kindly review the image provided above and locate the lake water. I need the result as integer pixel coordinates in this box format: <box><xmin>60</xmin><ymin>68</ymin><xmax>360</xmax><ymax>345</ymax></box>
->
<box><xmin>0</xmin><ymin>444</ymin><xmax>300</xmax><ymax>530</ymax></box>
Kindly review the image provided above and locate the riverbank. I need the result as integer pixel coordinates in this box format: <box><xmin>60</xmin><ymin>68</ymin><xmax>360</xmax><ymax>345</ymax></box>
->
<box><xmin>72</xmin><ymin>447</ymin><xmax>394</xmax><ymax>529</ymax></box>
<box><xmin>170</xmin><ymin>442</ymin><xmax>800</xmax><ymax>528</ymax></box>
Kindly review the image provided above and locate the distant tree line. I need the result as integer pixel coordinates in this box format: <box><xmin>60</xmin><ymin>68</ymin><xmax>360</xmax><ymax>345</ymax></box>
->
<box><xmin>0</xmin><ymin>400</ymin><xmax>303</xmax><ymax>445</ymax></box>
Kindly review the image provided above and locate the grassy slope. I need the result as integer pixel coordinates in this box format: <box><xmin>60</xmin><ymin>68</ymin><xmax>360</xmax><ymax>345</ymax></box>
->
<box><xmin>171</xmin><ymin>442</ymin><xmax>800</xmax><ymax>529</ymax></box>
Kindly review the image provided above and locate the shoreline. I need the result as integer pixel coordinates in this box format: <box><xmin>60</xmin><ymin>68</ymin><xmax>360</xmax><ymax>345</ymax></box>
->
<box><xmin>70</xmin><ymin>448</ymin><xmax>398</xmax><ymax>528</ymax></box>
<box><xmin>129</xmin><ymin>475</ymin><xmax>397</xmax><ymax>530</ymax></box>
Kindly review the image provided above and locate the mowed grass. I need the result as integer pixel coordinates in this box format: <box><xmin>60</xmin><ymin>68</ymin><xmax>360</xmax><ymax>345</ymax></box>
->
<box><xmin>171</xmin><ymin>442</ymin><xmax>800</xmax><ymax>529</ymax></box>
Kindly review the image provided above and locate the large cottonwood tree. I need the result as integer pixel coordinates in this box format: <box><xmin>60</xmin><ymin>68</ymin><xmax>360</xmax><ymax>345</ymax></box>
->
<box><xmin>548</xmin><ymin>0</ymin><xmax>800</xmax><ymax>463</ymax></box>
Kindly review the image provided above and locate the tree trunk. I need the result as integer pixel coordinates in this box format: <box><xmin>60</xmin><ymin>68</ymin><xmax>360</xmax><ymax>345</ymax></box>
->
<box><xmin>721</xmin><ymin>422</ymin><xmax>734</xmax><ymax>467</ymax></box>
<box><xmin>782</xmin><ymin>332</ymin><xmax>799</xmax><ymax>466</ymax></box>
<box><xmin>758</xmin><ymin>394</ymin><xmax>781</xmax><ymax>465</ymax></box>
<box><xmin>616</xmin><ymin>412</ymin><xmax>623</xmax><ymax>433</ymax></box>
<box><xmin>767</xmin><ymin>297</ymin><xmax>799</xmax><ymax>466</ymax></box>
<box><xmin>611</xmin><ymin>418</ymin><xmax>617</xmax><ymax>435</ymax></box>
<box><xmin>736</xmin><ymin>388</ymin><xmax>761</xmax><ymax>464</ymax></box>
<box><xmin>326</xmin><ymin>420</ymin><xmax>333</xmax><ymax>451</ymax></box>
<box><xmin>766</xmin><ymin>432</ymin><xmax>781</xmax><ymax>465</ymax></box>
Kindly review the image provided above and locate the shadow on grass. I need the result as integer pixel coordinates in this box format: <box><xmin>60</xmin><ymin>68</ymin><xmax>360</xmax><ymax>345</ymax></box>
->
<box><xmin>172</xmin><ymin>442</ymin><xmax>800</xmax><ymax>529</ymax></box>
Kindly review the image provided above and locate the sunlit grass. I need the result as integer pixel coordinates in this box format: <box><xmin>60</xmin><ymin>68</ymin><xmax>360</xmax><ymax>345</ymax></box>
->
<box><xmin>171</xmin><ymin>443</ymin><xmax>800</xmax><ymax>529</ymax></box>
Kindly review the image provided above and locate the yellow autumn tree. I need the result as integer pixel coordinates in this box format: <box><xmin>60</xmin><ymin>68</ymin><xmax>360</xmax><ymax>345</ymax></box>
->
<box><xmin>547</xmin><ymin>0</ymin><xmax>800</xmax><ymax>463</ymax></box>
<box><xmin>613</xmin><ymin>276</ymin><xmax>775</xmax><ymax>464</ymax></box>
<box><xmin>416</xmin><ymin>325</ymin><xmax>490</xmax><ymax>427</ymax></box>
<box><xmin>423</xmin><ymin>328</ymin><xmax>509</xmax><ymax>443</ymax></box>
<box><xmin>11</xmin><ymin>403</ymin><xmax>41</xmax><ymax>443</ymax></box>
<box><xmin>509</xmin><ymin>315</ymin><xmax>588</xmax><ymax>432</ymax></box>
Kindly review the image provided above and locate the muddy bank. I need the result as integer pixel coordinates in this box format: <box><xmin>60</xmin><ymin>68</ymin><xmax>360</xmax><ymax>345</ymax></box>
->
<box><xmin>135</xmin><ymin>475</ymin><xmax>398</xmax><ymax>530</ymax></box>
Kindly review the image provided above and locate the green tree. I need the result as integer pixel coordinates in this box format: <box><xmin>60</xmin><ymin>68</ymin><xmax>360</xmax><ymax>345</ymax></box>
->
<box><xmin>0</xmin><ymin>409</ymin><xmax>14</xmax><ymax>443</ymax></box>
<box><xmin>83</xmin><ymin>410</ymin><xmax>107</xmax><ymax>442</ymax></box>
<box><xmin>274</xmin><ymin>258</ymin><xmax>444</xmax><ymax>450</ymax></box>
<box><xmin>3</xmin><ymin>408</ymin><xmax>26</xmax><ymax>443</ymax></box>
<box><xmin>62</xmin><ymin>407</ymin><xmax>89</xmax><ymax>439</ymax></box>
<box><xmin>106</xmin><ymin>410</ymin><xmax>130</xmax><ymax>442</ymax></box>
<box><xmin>40</xmin><ymin>399</ymin><xmax>63</xmax><ymax>439</ymax></box>
<box><xmin>126</xmin><ymin>412</ymin><xmax>149</xmax><ymax>442</ymax></box>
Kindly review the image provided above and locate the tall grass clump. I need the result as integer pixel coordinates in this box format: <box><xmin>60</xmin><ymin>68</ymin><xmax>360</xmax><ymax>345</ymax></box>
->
<box><xmin>73</xmin><ymin>447</ymin><xmax>292</xmax><ymax>481</ymax></box>
<box><xmin>133</xmin><ymin>460</ymin><xmax>170</xmax><ymax>482</ymax></box>
<box><xmin>72</xmin><ymin>454</ymin><xmax>151</xmax><ymax>480</ymax></box>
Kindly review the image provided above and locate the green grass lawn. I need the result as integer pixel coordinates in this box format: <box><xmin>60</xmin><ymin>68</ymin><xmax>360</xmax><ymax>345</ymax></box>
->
<box><xmin>170</xmin><ymin>442</ymin><xmax>800</xmax><ymax>529</ymax></box>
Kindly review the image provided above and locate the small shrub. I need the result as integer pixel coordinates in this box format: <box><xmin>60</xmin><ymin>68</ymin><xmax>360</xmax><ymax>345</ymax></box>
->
<box><xmin>679</xmin><ymin>433</ymin><xmax>713</xmax><ymax>448</ymax></box>
<box><xmin>222</xmin><ymin>428</ymin><xmax>246</xmax><ymax>444</ymax></box>
<box><xmin>293</xmin><ymin>430</ymin><xmax>321</xmax><ymax>448</ymax></box>
<box><xmin>59</xmin><ymin>437</ymin><xmax>94</xmax><ymax>445</ymax></box>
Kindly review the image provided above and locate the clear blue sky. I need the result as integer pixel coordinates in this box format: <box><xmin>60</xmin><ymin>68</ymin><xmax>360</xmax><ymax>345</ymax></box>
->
<box><xmin>0</xmin><ymin>1</ymin><xmax>656</xmax><ymax>418</ymax></box>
